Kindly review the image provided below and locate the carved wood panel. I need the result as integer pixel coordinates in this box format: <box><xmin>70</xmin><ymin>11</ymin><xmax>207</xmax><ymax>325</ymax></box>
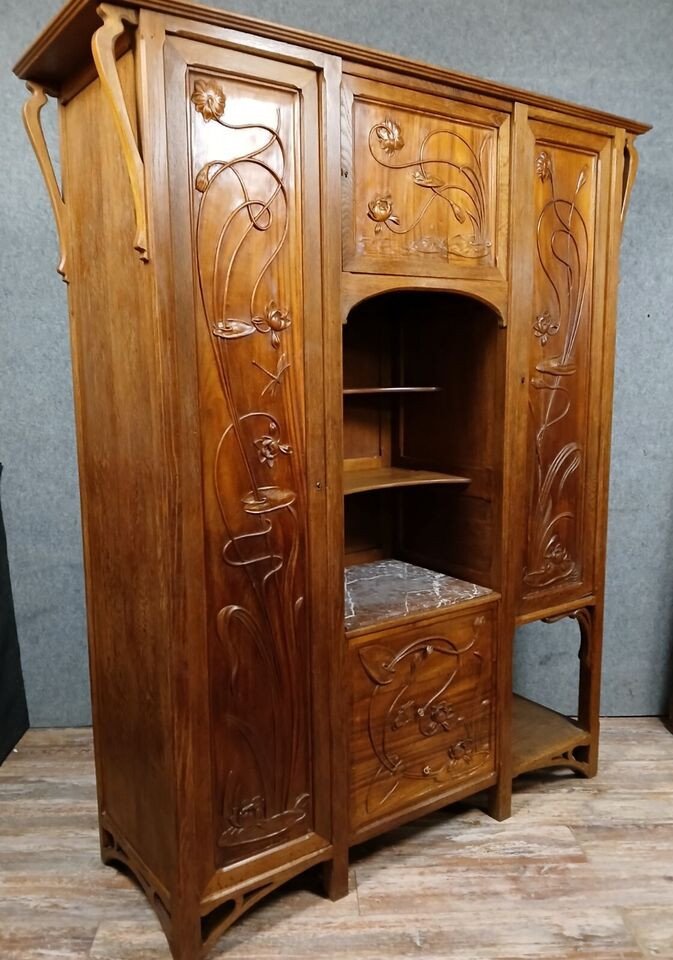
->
<box><xmin>186</xmin><ymin>61</ymin><xmax>321</xmax><ymax>868</ymax></box>
<box><xmin>521</xmin><ymin>123</ymin><xmax>611</xmax><ymax>611</ymax></box>
<box><xmin>342</xmin><ymin>75</ymin><xmax>509</xmax><ymax>280</ymax></box>
<box><xmin>350</xmin><ymin>607</ymin><xmax>495</xmax><ymax>833</ymax></box>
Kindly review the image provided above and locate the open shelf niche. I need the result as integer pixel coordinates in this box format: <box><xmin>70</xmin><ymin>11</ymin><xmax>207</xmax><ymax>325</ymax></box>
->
<box><xmin>342</xmin><ymin>289</ymin><xmax>503</xmax><ymax>632</ymax></box>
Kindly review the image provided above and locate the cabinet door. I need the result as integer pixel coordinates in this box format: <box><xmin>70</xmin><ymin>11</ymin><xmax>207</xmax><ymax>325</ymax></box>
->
<box><xmin>350</xmin><ymin>606</ymin><xmax>495</xmax><ymax>836</ymax></box>
<box><xmin>342</xmin><ymin>74</ymin><xmax>509</xmax><ymax>281</ymax></box>
<box><xmin>519</xmin><ymin>120</ymin><xmax>613</xmax><ymax>615</ymax></box>
<box><xmin>165</xmin><ymin>37</ymin><xmax>328</xmax><ymax>869</ymax></box>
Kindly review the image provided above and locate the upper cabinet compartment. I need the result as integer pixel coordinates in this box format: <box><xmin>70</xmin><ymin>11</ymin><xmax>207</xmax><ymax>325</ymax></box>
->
<box><xmin>341</xmin><ymin>74</ymin><xmax>510</xmax><ymax>281</ymax></box>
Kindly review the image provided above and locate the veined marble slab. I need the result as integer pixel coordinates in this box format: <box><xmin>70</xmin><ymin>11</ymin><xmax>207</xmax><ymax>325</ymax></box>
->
<box><xmin>344</xmin><ymin>559</ymin><xmax>493</xmax><ymax>632</ymax></box>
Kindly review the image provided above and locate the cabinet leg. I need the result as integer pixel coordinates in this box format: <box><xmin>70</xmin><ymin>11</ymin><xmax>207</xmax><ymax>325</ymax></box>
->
<box><xmin>322</xmin><ymin>851</ymin><xmax>349</xmax><ymax>901</ymax></box>
<box><xmin>169</xmin><ymin>906</ymin><xmax>203</xmax><ymax>960</ymax></box>
<box><xmin>487</xmin><ymin>781</ymin><xmax>512</xmax><ymax>822</ymax></box>
<box><xmin>576</xmin><ymin>605</ymin><xmax>602</xmax><ymax>778</ymax></box>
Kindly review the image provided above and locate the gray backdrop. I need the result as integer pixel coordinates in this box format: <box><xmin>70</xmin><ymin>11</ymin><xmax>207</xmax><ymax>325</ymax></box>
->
<box><xmin>1</xmin><ymin>0</ymin><xmax>671</xmax><ymax>726</ymax></box>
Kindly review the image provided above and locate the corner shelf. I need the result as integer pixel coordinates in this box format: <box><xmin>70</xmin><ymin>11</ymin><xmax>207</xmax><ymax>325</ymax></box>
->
<box><xmin>343</xmin><ymin>387</ymin><xmax>442</xmax><ymax>396</ymax></box>
<box><xmin>512</xmin><ymin>695</ymin><xmax>590</xmax><ymax>777</ymax></box>
<box><xmin>343</xmin><ymin>466</ymin><xmax>470</xmax><ymax>496</ymax></box>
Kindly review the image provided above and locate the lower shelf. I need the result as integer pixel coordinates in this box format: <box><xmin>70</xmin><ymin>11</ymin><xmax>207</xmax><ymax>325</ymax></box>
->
<box><xmin>512</xmin><ymin>695</ymin><xmax>591</xmax><ymax>777</ymax></box>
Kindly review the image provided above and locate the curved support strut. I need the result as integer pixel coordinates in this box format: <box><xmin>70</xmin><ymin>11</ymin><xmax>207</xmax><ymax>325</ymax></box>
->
<box><xmin>22</xmin><ymin>82</ymin><xmax>69</xmax><ymax>282</ymax></box>
<box><xmin>92</xmin><ymin>3</ymin><xmax>149</xmax><ymax>262</ymax></box>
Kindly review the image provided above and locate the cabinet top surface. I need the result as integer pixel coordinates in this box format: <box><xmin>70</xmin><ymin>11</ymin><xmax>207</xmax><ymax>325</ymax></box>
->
<box><xmin>14</xmin><ymin>0</ymin><xmax>649</xmax><ymax>135</ymax></box>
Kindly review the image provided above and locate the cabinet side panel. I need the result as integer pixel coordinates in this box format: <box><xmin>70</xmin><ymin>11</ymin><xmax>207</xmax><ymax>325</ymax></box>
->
<box><xmin>61</xmin><ymin>52</ymin><xmax>177</xmax><ymax>887</ymax></box>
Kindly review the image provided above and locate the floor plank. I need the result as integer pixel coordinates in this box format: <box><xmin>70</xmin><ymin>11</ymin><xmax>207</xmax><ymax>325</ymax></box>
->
<box><xmin>1</xmin><ymin>720</ymin><xmax>672</xmax><ymax>958</ymax></box>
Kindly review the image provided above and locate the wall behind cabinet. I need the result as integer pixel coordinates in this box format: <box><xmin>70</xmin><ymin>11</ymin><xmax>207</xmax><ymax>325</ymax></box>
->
<box><xmin>1</xmin><ymin>0</ymin><xmax>671</xmax><ymax>724</ymax></box>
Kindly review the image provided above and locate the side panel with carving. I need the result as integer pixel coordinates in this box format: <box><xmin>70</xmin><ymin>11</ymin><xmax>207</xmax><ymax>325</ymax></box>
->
<box><xmin>520</xmin><ymin>121</ymin><xmax>612</xmax><ymax>613</ymax></box>
<box><xmin>342</xmin><ymin>74</ymin><xmax>509</xmax><ymax>280</ymax></box>
<box><xmin>350</xmin><ymin>607</ymin><xmax>496</xmax><ymax>834</ymax></box>
<box><xmin>183</xmin><ymin>52</ymin><xmax>323</xmax><ymax>868</ymax></box>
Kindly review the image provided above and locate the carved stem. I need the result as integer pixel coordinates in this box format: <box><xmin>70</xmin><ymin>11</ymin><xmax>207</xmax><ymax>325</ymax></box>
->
<box><xmin>92</xmin><ymin>3</ymin><xmax>149</xmax><ymax>262</ymax></box>
<box><xmin>22</xmin><ymin>83</ymin><xmax>69</xmax><ymax>282</ymax></box>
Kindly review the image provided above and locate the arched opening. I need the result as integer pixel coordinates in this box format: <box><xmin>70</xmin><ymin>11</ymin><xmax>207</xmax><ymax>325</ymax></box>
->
<box><xmin>343</xmin><ymin>289</ymin><xmax>503</xmax><ymax>625</ymax></box>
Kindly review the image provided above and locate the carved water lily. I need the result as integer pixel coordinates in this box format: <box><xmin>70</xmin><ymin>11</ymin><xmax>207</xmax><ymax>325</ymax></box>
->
<box><xmin>533</xmin><ymin>311</ymin><xmax>560</xmax><ymax>345</ymax></box>
<box><xmin>367</xmin><ymin>195</ymin><xmax>400</xmax><ymax>233</ymax></box>
<box><xmin>252</xmin><ymin>300</ymin><xmax>292</xmax><ymax>348</ymax></box>
<box><xmin>373</xmin><ymin>118</ymin><xmax>404</xmax><ymax>154</ymax></box>
<box><xmin>191</xmin><ymin>79</ymin><xmax>226</xmax><ymax>122</ymax></box>
<box><xmin>254</xmin><ymin>421</ymin><xmax>293</xmax><ymax>467</ymax></box>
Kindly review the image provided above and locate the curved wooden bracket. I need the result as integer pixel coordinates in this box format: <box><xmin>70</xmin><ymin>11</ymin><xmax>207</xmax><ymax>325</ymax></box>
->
<box><xmin>92</xmin><ymin>3</ymin><xmax>149</xmax><ymax>262</ymax></box>
<box><xmin>620</xmin><ymin>134</ymin><xmax>639</xmax><ymax>226</ymax></box>
<box><xmin>22</xmin><ymin>82</ymin><xmax>69</xmax><ymax>283</ymax></box>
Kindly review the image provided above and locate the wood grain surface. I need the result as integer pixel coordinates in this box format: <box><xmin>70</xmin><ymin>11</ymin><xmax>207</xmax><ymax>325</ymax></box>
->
<box><xmin>2</xmin><ymin>720</ymin><xmax>672</xmax><ymax>959</ymax></box>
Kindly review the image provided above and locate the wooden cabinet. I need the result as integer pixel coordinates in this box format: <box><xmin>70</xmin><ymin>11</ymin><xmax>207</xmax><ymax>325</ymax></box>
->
<box><xmin>15</xmin><ymin>3</ymin><xmax>648</xmax><ymax>957</ymax></box>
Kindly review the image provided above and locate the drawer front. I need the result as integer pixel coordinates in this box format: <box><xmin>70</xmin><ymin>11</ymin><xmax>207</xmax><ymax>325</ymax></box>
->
<box><xmin>350</xmin><ymin>606</ymin><xmax>495</xmax><ymax>833</ymax></box>
<box><xmin>342</xmin><ymin>75</ymin><xmax>509</xmax><ymax>281</ymax></box>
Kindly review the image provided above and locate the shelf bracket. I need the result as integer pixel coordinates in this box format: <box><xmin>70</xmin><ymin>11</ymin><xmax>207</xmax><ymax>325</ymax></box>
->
<box><xmin>92</xmin><ymin>3</ymin><xmax>149</xmax><ymax>262</ymax></box>
<box><xmin>22</xmin><ymin>82</ymin><xmax>69</xmax><ymax>283</ymax></box>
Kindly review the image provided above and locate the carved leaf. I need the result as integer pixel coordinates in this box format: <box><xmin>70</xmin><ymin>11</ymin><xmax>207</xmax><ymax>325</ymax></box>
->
<box><xmin>535</xmin><ymin>356</ymin><xmax>578</xmax><ymax>377</ymax></box>
<box><xmin>359</xmin><ymin>645</ymin><xmax>396</xmax><ymax>686</ymax></box>
<box><xmin>412</xmin><ymin>171</ymin><xmax>444</xmax><ymax>189</ymax></box>
<box><xmin>448</xmin><ymin>235</ymin><xmax>491</xmax><ymax>259</ymax></box>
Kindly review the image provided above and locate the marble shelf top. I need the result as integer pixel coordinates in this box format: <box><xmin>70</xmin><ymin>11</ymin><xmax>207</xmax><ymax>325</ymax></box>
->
<box><xmin>344</xmin><ymin>558</ymin><xmax>493</xmax><ymax>633</ymax></box>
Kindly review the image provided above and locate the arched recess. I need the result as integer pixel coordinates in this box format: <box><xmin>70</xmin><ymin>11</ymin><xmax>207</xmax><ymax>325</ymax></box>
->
<box><xmin>342</xmin><ymin>287</ymin><xmax>505</xmax><ymax>594</ymax></box>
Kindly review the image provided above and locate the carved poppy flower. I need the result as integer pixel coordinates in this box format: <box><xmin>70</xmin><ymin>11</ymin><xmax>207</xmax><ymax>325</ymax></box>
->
<box><xmin>254</xmin><ymin>421</ymin><xmax>293</xmax><ymax>467</ymax></box>
<box><xmin>252</xmin><ymin>300</ymin><xmax>292</xmax><ymax>348</ymax></box>
<box><xmin>533</xmin><ymin>311</ymin><xmax>560</xmax><ymax>346</ymax></box>
<box><xmin>373</xmin><ymin>118</ymin><xmax>404</xmax><ymax>155</ymax></box>
<box><xmin>191</xmin><ymin>79</ymin><xmax>226</xmax><ymax>122</ymax></box>
<box><xmin>536</xmin><ymin>150</ymin><xmax>552</xmax><ymax>182</ymax></box>
<box><xmin>367</xmin><ymin>195</ymin><xmax>400</xmax><ymax>233</ymax></box>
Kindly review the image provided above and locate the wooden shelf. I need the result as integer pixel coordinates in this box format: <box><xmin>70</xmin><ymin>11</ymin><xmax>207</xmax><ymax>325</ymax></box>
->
<box><xmin>343</xmin><ymin>387</ymin><xmax>441</xmax><ymax>396</ymax></box>
<box><xmin>512</xmin><ymin>695</ymin><xmax>591</xmax><ymax>777</ymax></box>
<box><xmin>343</xmin><ymin>466</ymin><xmax>470</xmax><ymax>495</ymax></box>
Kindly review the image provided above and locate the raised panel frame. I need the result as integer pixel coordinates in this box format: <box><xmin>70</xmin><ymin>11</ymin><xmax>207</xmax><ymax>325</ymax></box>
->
<box><xmin>341</xmin><ymin>72</ymin><xmax>510</xmax><ymax>282</ymax></box>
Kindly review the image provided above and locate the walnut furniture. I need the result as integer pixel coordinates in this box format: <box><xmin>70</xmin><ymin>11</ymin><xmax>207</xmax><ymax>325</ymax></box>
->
<box><xmin>14</xmin><ymin>3</ymin><xmax>648</xmax><ymax>957</ymax></box>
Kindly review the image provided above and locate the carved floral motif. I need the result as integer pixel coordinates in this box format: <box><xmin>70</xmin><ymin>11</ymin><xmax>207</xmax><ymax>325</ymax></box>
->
<box><xmin>365</xmin><ymin>115</ymin><xmax>493</xmax><ymax>260</ymax></box>
<box><xmin>524</xmin><ymin>151</ymin><xmax>590</xmax><ymax>590</ymax></box>
<box><xmin>367</xmin><ymin>195</ymin><xmax>400</xmax><ymax>231</ymax></box>
<box><xmin>359</xmin><ymin>616</ymin><xmax>490</xmax><ymax>814</ymax></box>
<box><xmin>191</xmin><ymin>78</ymin><xmax>226</xmax><ymax>122</ymax></box>
<box><xmin>191</xmin><ymin>78</ymin><xmax>310</xmax><ymax>859</ymax></box>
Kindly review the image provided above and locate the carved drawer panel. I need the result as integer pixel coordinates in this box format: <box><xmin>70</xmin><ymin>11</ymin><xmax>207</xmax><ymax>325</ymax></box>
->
<box><xmin>350</xmin><ymin>604</ymin><xmax>496</xmax><ymax>835</ymax></box>
<box><xmin>519</xmin><ymin>120</ymin><xmax>612</xmax><ymax>616</ymax></box>
<box><xmin>342</xmin><ymin>75</ymin><xmax>509</xmax><ymax>280</ymax></box>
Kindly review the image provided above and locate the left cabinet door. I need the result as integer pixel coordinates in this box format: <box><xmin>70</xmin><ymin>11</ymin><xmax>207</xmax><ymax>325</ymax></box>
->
<box><xmin>163</xmin><ymin>35</ymin><xmax>330</xmax><ymax>870</ymax></box>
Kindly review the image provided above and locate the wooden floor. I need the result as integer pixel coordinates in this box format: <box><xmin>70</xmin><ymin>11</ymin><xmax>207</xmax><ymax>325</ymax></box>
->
<box><xmin>1</xmin><ymin>720</ymin><xmax>673</xmax><ymax>959</ymax></box>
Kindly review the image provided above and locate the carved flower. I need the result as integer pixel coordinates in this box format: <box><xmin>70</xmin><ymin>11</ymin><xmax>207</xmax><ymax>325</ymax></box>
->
<box><xmin>254</xmin><ymin>421</ymin><xmax>293</xmax><ymax>467</ymax></box>
<box><xmin>544</xmin><ymin>534</ymin><xmax>570</xmax><ymax>566</ymax></box>
<box><xmin>447</xmin><ymin>739</ymin><xmax>475</xmax><ymax>764</ymax></box>
<box><xmin>252</xmin><ymin>300</ymin><xmax>292</xmax><ymax>348</ymax></box>
<box><xmin>533</xmin><ymin>311</ymin><xmax>560</xmax><ymax>346</ymax></box>
<box><xmin>536</xmin><ymin>151</ymin><xmax>552</xmax><ymax>182</ymax></box>
<box><xmin>191</xmin><ymin>79</ymin><xmax>226</xmax><ymax>122</ymax></box>
<box><xmin>373</xmin><ymin>118</ymin><xmax>404</xmax><ymax>155</ymax></box>
<box><xmin>367</xmin><ymin>195</ymin><xmax>400</xmax><ymax>233</ymax></box>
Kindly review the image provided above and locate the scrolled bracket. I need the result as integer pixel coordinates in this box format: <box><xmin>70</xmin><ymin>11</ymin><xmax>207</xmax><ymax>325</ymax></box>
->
<box><xmin>92</xmin><ymin>3</ymin><xmax>149</xmax><ymax>262</ymax></box>
<box><xmin>22</xmin><ymin>82</ymin><xmax>69</xmax><ymax>283</ymax></box>
<box><xmin>620</xmin><ymin>134</ymin><xmax>639</xmax><ymax>227</ymax></box>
